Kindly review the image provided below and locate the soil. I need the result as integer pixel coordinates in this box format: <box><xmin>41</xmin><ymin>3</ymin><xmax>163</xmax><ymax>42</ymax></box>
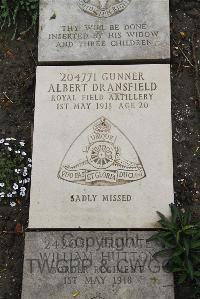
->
<box><xmin>0</xmin><ymin>0</ymin><xmax>199</xmax><ymax>298</ymax></box>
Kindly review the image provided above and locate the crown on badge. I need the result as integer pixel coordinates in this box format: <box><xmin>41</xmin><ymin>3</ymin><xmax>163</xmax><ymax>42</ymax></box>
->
<box><xmin>93</xmin><ymin>117</ymin><xmax>111</xmax><ymax>134</ymax></box>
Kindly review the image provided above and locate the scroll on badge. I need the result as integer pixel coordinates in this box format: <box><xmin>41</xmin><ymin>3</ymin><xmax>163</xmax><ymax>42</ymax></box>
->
<box><xmin>77</xmin><ymin>0</ymin><xmax>132</xmax><ymax>18</ymax></box>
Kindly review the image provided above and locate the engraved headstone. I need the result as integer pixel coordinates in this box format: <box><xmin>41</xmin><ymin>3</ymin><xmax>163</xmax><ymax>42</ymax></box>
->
<box><xmin>29</xmin><ymin>64</ymin><xmax>173</xmax><ymax>228</ymax></box>
<box><xmin>38</xmin><ymin>0</ymin><xmax>170</xmax><ymax>62</ymax></box>
<box><xmin>22</xmin><ymin>231</ymin><xmax>174</xmax><ymax>299</ymax></box>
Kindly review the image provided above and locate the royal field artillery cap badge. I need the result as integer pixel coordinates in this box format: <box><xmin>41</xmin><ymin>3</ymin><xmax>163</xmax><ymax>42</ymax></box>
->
<box><xmin>58</xmin><ymin>117</ymin><xmax>146</xmax><ymax>186</ymax></box>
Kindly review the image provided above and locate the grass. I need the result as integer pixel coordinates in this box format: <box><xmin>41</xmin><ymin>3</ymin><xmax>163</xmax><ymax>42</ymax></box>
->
<box><xmin>0</xmin><ymin>0</ymin><xmax>38</xmax><ymax>37</ymax></box>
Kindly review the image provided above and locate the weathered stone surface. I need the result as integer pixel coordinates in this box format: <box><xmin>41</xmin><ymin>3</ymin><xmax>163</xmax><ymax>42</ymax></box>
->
<box><xmin>21</xmin><ymin>231</ymin><xmax>174</xmax><ymax>299</ymax></box>
<box><xmin>38</xmin><ymin>0</ymin><xmax>170</xmax><ymax>62</ymax></box>
<box><xmin>29</xmin><ymin>64</ymin><xmax>173</xmax><ymax>228</ymax></box>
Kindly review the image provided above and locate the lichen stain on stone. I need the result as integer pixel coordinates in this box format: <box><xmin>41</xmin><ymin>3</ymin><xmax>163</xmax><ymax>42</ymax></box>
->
<box><xmin>72</xmin><ymin>290</ymin><xmax>80</xmax><ymax>297</ymax></box>
<box><xmin>150</xmin><ymin>277</ymin><xmax>160</xmax><ymax>284</ymax></box>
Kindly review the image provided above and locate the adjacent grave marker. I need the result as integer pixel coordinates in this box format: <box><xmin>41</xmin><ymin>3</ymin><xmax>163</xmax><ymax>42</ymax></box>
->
<box><xmin>38</xmin><ymin>0</ymin><xmax>170</xmax><ymax>62</ymax></box>
<box><xmin>22</xmin><ymin>231</ymin><xmax>174</xmax><ymax>299</ymax></box>
<box><xmin>29</xmin><ymin>64</ymin><xmax>173</xmax><ymax>228</ymax></box>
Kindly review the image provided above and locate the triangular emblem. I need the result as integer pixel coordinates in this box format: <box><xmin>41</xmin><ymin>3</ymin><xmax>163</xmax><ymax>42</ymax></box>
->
<box><xmin>58</xmin><ymin>117</ymin><xmax>146</xmax><ymax>186</ymax></box>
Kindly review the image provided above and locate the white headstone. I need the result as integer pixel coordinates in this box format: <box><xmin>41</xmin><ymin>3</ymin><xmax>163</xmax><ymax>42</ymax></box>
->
<box><xmin>38</xmin><ymin>0</ymin><xmax>170</xmax><ymax>62</ymax></box>
<box><xmin>29</xmin><ymin>64</ymin><xmax>173</xmax><ymax>228</ymax></box>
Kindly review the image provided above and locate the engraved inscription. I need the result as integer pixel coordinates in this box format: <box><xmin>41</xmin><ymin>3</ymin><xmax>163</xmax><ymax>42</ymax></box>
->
<box><xmin>22</xmin><ymin>232</ymin><xmax>174</xmax><ymax>299</ymax></box>
<box><xmin>38</xmin><ymin>0</ymin><xmax>170</xmax><ymax>61</ymax></box>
